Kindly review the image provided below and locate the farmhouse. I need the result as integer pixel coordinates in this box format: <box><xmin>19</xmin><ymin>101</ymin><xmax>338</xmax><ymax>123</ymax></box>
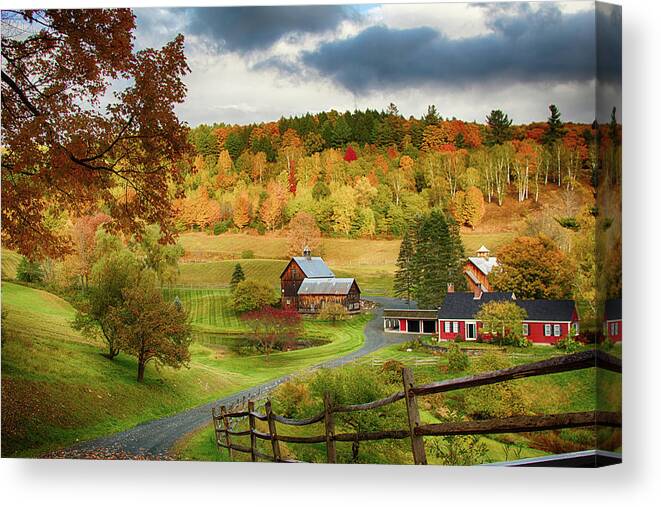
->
<box><xmin>437</xmin><ymin>289</ymin><xmax>580</xmax><ymax>344</ymax></box>
<box><xmin>464</xmin><ymin>245</ymin><xmax>498</xmax><ymax>293</ymax></box>
<box><xmin>280</xmin><ymin>246</ymin><xmax>361</xmax><ymax>314</ymax></box>
<box><xmin>604</xmin><ymin>297</ymin><xmax>622</xmax><ymax>342</ymax></box>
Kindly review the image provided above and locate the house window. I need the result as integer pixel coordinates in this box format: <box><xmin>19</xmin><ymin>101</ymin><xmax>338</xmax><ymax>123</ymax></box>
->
<box><xmin>444</xmin><ymin>321</ymin><xmax>450</xmax><ymax>333</ymax></box>
<box><xmin>452</xmin><ymin>322</ymin><xmax>459</xmax><ymax>333</ymax></box>
<box><xmin>553</xmin><ymin>324</ymin><xmax>561</xmax><ymax>337</ymax></box>
<box><xmin>522</xmin><ymin>323</ymin><xmax>529</xmax><ymax>336</ymax></box>
<box><xmin>610</xmin><ymin>322</ymin><xmax>619</xmax><ymax>336</ymax></box>
<box><xmin>544</xmin><ymin>324</ymin><xmax>552</xmax><ymax>337</ymax></box>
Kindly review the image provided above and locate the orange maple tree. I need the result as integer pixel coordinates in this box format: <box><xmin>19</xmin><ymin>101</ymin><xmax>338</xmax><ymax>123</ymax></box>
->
<box><xmin>1</xmin><ymin>9</ymin><xmax>191</xmax><ymax>258</ymax></box>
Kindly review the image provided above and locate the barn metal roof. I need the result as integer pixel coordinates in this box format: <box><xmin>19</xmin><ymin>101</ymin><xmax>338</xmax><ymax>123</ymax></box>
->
<box><xmin>467</xmin><ymin>256</ymin><xmax>498</xmax><ymax>276</ymax></box>
<box><xmin>291</xmin><ymin>257</ymin><xmax>335</xmax><ymax>278</ymax></box>
<box><xmin>297</xmin><ymin>278</ymin><xmax>357</xmax><ymax>295</ymax></box>
<box><xmin>437</xmin><ymin>292</ymin><xmax>576</xmax><ymax>322</ymax></box>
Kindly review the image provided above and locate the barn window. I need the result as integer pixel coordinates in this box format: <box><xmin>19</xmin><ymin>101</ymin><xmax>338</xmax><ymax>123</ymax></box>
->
<box><xmin>522</xmin><ymin>323</ymin><xmax>529</xmax><ymax>336</ymax></box>
<box><xmin>444</xmin><ymin>321</ymin><xmax>450</xmax><ymax>333</ymax></box>
<box><xmin>452</xmin><ymin>322</ymin><xmax>459</xmax><ymax>333</ymax></box>
<box><xmin>553</xmin><ymin>324</ymin><xmax>561</xmax><ymax>337</ymax></box>
<box><xmin>544</xmin><ymin>324</ymin><xmax>552</xmax><ymax>336</ymax></box>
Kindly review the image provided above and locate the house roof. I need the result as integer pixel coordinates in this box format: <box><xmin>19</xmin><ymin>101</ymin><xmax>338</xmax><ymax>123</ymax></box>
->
<box><xmin>477</xmin><ymin>245</ymin><xmax>490</xmax><ymax>253</ymax></box>
<box><xmin>605</xmin><ymin>298</ymin><xmax>622</xmax><ymax>320</ymax></box>
<box><xmin>290</xmin><ymin>257</ymin><xmax>335</xmax><ymax>278</ymax></box>
<box><xmin>467</xmin><ymin>256</ymin><xmax>498</xmax><ymax>276</ymax></box>
<box><xmin>383</xmin><ymin>309</ymin><xmax>438</xmax><ymax>319</ymax></box>
<box><xmin>438</xmin><ymin>292</ymin><xmax>516</xmax><ymax>320</ymax></box>
<box><xmin>297</xmin><ymin>278</ymin><xmax>357</xmax><ymax>295</ymax></box>
<box><xmin>437</xmin><ymin>292</ymin><xmax>577</xmax><ymax>322</ymax></box>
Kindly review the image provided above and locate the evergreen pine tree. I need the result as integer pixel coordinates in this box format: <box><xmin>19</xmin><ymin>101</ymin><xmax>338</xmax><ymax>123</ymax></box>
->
<box><xmin>485</xmin><ymin>109</ymin><xmax>513</xmax><ymax>145</ymax></box>
<box><xmin>393</xmin><ymin>224</ymin><xmax>418</xmax><ymax>305</ymax></box>
<box><xmin>411</xmin><ymin>209</ymin><xmax>466</xmax><ymax>309</ymax></box>
<box><xmin>16</xmin><ymin>256</ymin><xmax>44</xmax><ymax>283</ymax></box>
<box><xmin>230</xmin><ymin>263</ymin><xmax>245</xmax><ymax>291</ymax></box>
<box><xmin>542</xmin><ymin>104</ymin><xmax>566</xmax><ymax>145</ymax></box>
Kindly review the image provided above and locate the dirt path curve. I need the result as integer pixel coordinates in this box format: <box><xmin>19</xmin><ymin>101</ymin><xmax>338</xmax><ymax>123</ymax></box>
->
<box><xmin>48</xmin><ymin>297</ymin><xmax>418</xmax><ymax>460</ymax></box>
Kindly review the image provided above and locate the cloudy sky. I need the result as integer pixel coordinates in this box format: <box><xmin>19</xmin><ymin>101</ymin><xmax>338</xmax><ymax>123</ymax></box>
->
<box><xmin>133</xmin><ymin>1</ymin><xmax>621</xmax><ymax>127</ymax></box>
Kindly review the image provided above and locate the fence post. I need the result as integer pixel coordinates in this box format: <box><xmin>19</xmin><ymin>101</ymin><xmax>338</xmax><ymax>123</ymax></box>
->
<box><xmin>265</xmin><ymin>399</ymin><xmax>281</xmax><ymax>462</ymax></box>
<box><xmin>323</xmin><ymin>392</ymin><xmax>337</xmax><ymax>464</ymax></box>
<box><xmin>248</xmin><ymin>400</ymin><xmax>257</xmax><ymax>462</ymax></box>
<box><xmin>220</xmin><ymin>405</ymin><xmax>234</xmax><ymax>462</ymax></box>
<box><xmin>212</xmin><ymin>407</ymin><xmax>221</xmax><ymax>452</ymax></box>
<box><xmin>402</xmin><ymin>367</ymin><xmax>427</xmax><ymax>465</ymax></box>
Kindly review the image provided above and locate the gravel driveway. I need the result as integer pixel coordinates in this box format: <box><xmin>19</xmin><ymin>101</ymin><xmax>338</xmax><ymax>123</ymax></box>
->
<box><xmin>48</xmin><ymin>297</ymin><xmax>417</xmax><ymax>460</ymax></box>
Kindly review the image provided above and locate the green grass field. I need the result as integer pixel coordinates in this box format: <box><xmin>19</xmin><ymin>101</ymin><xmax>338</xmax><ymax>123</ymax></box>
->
<box><xmin>1</xmin><ymin>249</ymin><xmax>22</xmax><ymax>280</ymax></box>
<box><xmin>0</xmin><ymin>282</ymin><xmax>370</xmax><ymax>457</ymax></box>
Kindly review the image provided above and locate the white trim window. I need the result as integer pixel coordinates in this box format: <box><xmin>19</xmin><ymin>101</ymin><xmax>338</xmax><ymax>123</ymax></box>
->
<box><xmin>522</xmin><ymin>323</ymin><xmax>529</xmax><ymax>336</ymax></box>
<box><xmin>544</xmin><ymin>324</ymin><xmax>552</xmax><ymax>337</ymax></box>
<box><xmin>553</xmin><ymin>324</ymin><xmax>561</xmax><ymax>337</ymax></box>
<box><xmin>444</xmin><ymin>321</ymin><xmax>451</xmax><ymax>333</ymax></box>
<box><xmin>452</xmin><ymin>321</ymin><xmax>459</xmax><ymax>333</ymax></box>
<box><xmin>610</xmin><ymin>322</ymin><xmax>619</xmax><ymax>336</ymax></box>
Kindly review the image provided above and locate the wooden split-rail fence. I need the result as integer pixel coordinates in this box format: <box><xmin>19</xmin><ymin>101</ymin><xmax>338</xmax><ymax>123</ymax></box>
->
<box><xmin>211</xmin><ymin>349</ymin><xmax>622</xmax><ymax>464</ymax></box>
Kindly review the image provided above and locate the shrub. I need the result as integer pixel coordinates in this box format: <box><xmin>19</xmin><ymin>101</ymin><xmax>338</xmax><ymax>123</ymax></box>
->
<box><xmin>213</xmin><ymin>221</ymin><xmax>230</xmax><ymax>235</ymax></box>
<box><xmin>318</xmin><ymin>302</ymin><xmax>348</xmax><ymax>325</ymax></box>
<box><xmin>453</xmin><ymin>334</ymin><xmax>464</xmax><ymax>343</ymax></box>
<box><xmin>241</xmin><ymin>249</ymin><xmax>255</xmax><ymax>259</ymax></box>
<box><xmin>464</xmin><ymin>351</ymin><xmax>530</xmax><ymax>419</ymax></box>
<box><xmin>272</xmin><ymin>378</ymin><xmax>312</xmax><ymax>418</ymax></box>
<box><xmin>426</xmin><ymin>411</ymin><xmax>489</xmax><ymax>465</ymax></box>
<box><xmin>447</xmin><ymin>343</ymin><xmax>469</xmax><ymax>373</ymax></box>
<box><xmin>232</xmin><ymin>279</ymin><xmax>276</xmax><ymax>313</ymax></box>
<box><xmin>380</xmin><ymin>359</ymin><xmax>406</xmax><ymax>385</ymax></box>
<box><xmin>16</xmin><ymin>257</ymin><xmax>44</xmax><ymax>283</ymax></box>
<box><xmin>601</xmin><ymin>337</ymin><xmax>615</xmax><ymax>350</ymax></box>
<box><xmin>555</xmin><ymin>336</ymin><xmax>582</xmax><ymax>353</ymax></box>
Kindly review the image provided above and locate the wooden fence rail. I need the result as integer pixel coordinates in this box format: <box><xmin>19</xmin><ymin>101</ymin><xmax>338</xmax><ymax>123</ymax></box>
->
<box><xmin>211</xmin><ymin>349</ymin><xmax>621</xmax><ymax>464</ymax></box>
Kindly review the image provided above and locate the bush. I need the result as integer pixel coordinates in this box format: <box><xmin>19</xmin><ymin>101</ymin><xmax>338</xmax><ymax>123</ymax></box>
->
<box><xmin>447</xmin><ymin>343</ymin><xmax>469</xmax><ymax>373</ymax></box>
<box><xmin>464</xmin><ymin>352</ymin><xmax>530</xmax><ymax>419</ymax></box>
<box><xmin>213</xmin><ymin>220</ymin><xmax>230</xmax><ymax>235</ymax></box>
<box><xmin>453</xmin><ymin>334</ymin><xmax>464</xmax><ymax>343</ymax></box>
<box><xmin>555</xmin><ymin>336</ymin><xmax>582</xmax><ymax>353</ymax></box>
<box><xmin>601</xmin><ymin>337</ymin><xmax>615</xmax><ymax>351</ymax></box>
<box><xmin>318</xmin><ymin>302</ymin><xmax>348</xmax><ymax>325</ymax></box>
<box><xmin>380</xmin><ymin>359</ymin><xmax>406</xmax><ymax>385</ymax></box>
<box><xmin>272</xmin><ymin>377</ymin><xmax>312</xmax><ymax>418</ymax></box>
<box><xmin>16</xmin><ymin>257</ymin><xmax>44</xmax><ymax>283</ymax></box>
<box><xmin>241</xmin><ymin>249</ymin><xmax>255</xmax><ymax>259</ymax></box>
<box><xmin>232</xmin><ymin>279</ymin><xmax>276</xmax><ymax>313</ymax></box>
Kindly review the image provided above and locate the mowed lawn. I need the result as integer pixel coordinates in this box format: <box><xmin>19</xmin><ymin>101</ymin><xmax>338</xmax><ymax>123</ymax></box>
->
<box><xmin>1</xmin><ymin>282</ymin><xmax>370</xmax><ymax>457</ymax></box>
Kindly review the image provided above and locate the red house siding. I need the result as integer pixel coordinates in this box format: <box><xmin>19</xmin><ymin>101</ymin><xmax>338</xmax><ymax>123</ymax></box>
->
<box><xmin>606</xmin><ymin>320</ymin><xmax>622</xmax><ymax>342</ymax></box>
<box><xmin>438</xmin><ymin>319</ymin><xmax>576</xmax><ymax>344</ymax></box>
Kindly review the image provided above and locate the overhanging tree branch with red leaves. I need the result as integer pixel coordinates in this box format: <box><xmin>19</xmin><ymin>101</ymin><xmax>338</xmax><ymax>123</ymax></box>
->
<box><xmin>1</xmin><ymin>9</ymin><xmax>192</xmax><ymax>259</ymax></box>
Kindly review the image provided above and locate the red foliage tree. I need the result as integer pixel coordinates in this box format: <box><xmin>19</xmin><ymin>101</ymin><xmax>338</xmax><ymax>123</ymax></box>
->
<box><xmin>241</xmin><ymin>307</ymin><xmax>303</xmax><ymax>357</ymax></box>
<box><xmin>1</xmin><ymin>9</ymin><xmax>191</xmax><ymax>258</ymax></box>
<box><xmin>343</xmin><ymin>145</ymin><xmax>357</xmax><ymax>162</ymax></box>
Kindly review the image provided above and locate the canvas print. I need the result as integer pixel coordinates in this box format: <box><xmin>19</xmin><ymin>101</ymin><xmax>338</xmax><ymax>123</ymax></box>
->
<box><xmin>0</xmin><ymin>1</ymin><xmax>621</xmax><ymax>466</ymax></box>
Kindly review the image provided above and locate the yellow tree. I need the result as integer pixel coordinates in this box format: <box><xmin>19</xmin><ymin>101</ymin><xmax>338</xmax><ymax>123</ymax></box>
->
<box><xmin>233</xmin><ymin>191</ymin><xmax>252</xmax><ymax>229</ymax></box>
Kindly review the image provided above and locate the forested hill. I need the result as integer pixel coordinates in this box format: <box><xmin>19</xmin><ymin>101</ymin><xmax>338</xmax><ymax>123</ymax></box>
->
<box><xmin>178</xmin><ymin>104</ymin><xmax>620</xmax><ymax>239</ymax></box>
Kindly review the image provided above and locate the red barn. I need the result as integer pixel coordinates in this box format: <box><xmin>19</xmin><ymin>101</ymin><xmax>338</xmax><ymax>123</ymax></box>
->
<box><xmin>437</xmin><ymin>290</ymin><xmax>579</xmax><ymax>344</ymax></box>
<box><xmin>464</xmin><ymin>245</ymin><xmax>498</xmax><ymax>293</ymax></box>
<box><xmin>604</xmin><ymin>298</ymin><xmax>622</xmax><ymax>342</ymax></box>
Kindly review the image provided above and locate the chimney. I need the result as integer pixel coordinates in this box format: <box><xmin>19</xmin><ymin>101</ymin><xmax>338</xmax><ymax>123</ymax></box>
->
<box><xmin>447</xmin><ymin>283</ymin><xmax>454</xmax><ymax>293</ymax></box>
<box><xmin>303</xmin><ymin>245</ymin><xmax>312</xmax><ymax>260</ymax></box>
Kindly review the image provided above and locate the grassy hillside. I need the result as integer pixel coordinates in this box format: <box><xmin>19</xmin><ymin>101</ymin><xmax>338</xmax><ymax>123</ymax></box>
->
<box><xmin>1</xmin><ymin>282</ymin><xmax>370</xmax><ymax>457</ymax></box>
<box><xmin>1</xmin><ymin>249</ymin><xmax>22</xmax><ymax>280</ymax></box>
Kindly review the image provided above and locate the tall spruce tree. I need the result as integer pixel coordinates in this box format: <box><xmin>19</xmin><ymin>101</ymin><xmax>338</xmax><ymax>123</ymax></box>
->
<box><xmin>485</xmin><ymin>109</ymin><xmax>513</xmax><ymax>145</ymax></box>
<box><xmin>230</xmin><ymin>263</ymin><xmax>245</xmax><ymax>291</ymax></box>
<box><xmin>542</xmin><ymin>104</ymin><xmax>566</xmax><ymax>145</ymax></box>
<box><xmin>393</xmin><ymin>224</ymin><xmax>418</xmax><ymax>305</ymax></box>
<box><xmin>411</xmin><ymin>209</ymin><xmax>466</xmax><ymax>309</ymax></box>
